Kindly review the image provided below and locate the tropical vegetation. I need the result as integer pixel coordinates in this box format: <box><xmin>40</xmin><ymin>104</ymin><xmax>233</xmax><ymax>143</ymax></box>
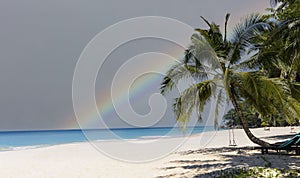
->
<box><xmin>160</xmin><ymin>0</ymin><xmax>300</xmax><ymax>146</ymax></box>
<box><xmin>219</xmin><ymin>167</ymin><xmax>300</xmax><ymax>178</ymax></box>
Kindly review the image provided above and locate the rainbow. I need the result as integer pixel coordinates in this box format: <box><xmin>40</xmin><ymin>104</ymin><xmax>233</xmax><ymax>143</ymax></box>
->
<box><xmin>72</xmin><ymin>49</ymin><xmax>184</xmax><ymax>129</ymax></box>
<box><xmin>69</xmin><ymin>1</ymin><xmax>269</xmax><ymax>129</ymax></box>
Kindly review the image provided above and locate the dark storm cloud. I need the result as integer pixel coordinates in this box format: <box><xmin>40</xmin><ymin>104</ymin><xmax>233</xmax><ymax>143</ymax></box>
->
<box><xmin>0</xmin><ymin>0</ymin><xmax>268</xmax><ymax>130</ymax></box>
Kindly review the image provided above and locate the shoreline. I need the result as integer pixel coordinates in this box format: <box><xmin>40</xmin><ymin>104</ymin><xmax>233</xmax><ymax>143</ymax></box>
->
<box><xmin>0</xmin><ymin>126</ymin><xmax>216</xmax><ymax>152</ymax></box>
<box><xmin>0</xmin><ymin>126</ymin><xmax>298</xmax><ymax>152</ymax></box>
<box><xmin>0</xmin><ymin>127</ymin><xmax>298</xmax><ymax>177</ymax></box>
<box><xmin>0</xmin><ymin>127</ymin><xmax>235</xmax><ymax>153</ymax></box>
<box><xmin>0</xmin><ymin>126</ymin><xmax>214</xmax><ymax>133</ymax></box>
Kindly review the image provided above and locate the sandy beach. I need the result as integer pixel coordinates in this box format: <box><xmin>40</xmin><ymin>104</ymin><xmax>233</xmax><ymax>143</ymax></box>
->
<box><xmin>0</xmin><ymin>127</ymin><xmax>299</xmax><ymax>177</ymax></box>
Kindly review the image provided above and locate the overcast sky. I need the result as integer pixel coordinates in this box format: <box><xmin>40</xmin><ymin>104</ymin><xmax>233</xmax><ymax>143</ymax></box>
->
<box><xmin>0</xmin><ymin>0</ymin><xmax>269</xmax><ymax>131</ymax></box>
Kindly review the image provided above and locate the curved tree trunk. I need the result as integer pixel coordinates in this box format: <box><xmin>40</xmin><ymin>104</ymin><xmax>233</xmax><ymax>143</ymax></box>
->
<box><xmin>229</xmin><ymin>84</ymin><xmax>271</xmax><ymax>147</ymax></box>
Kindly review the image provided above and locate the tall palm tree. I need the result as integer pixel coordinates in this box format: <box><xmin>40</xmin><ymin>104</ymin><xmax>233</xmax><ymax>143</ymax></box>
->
<box><xmin>161</xmin><ymin>14</ymin><xmax>300</xmax><ymax>146</ymax></box>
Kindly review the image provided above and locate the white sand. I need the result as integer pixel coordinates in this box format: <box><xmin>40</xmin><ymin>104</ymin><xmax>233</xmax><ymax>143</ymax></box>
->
<box><xmin>0</xmin><ymin>127</ymin><xmax>298</xmax><ymax>177</ymax></box>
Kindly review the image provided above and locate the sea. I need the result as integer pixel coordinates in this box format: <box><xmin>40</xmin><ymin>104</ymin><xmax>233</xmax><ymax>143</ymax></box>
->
<box><xmin>0</xmin><ymin>126</ymin><xmax>215</xmax><ymax>151</ymax></box>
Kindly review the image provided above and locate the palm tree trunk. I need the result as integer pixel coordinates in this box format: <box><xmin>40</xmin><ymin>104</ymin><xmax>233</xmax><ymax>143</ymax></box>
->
<box><xmin>229</xmin><ymin>84</ymin><xmax>271</xmax><ymax>147</ymax></box>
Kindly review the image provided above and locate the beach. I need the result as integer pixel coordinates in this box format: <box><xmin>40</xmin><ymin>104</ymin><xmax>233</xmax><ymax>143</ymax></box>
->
<box><xmin>0</xmin><ymin>127</ymin><xmax>299</xmax><ymax>177</ymax></box>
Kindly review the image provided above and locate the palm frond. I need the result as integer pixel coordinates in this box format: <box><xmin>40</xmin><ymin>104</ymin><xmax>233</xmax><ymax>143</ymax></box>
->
<box><xmin>284</xmin><ymin>96</ymin><xmax>300</xmax><ymax>124</ymax></box>
<box><xmin>174</xmin><ymin>80</ymin><xmax>215</xmax><ymax>131</ymax></box>
<box><xmin>224</xmin><ymin>13</ymin><xmax>231</xmax><ymax>42</ymax></box>
<box><xmin>160</xmin><ymin>62</ymin><xmax>208</xmax><ymax>95</ymax></box>
<box><xmin>213</xmin><ymin>88</ymin><xmax>225</xmax><ymax>128</ymax></box>
<box><xmin>234</xmin><ymin>72</ymin><xmax>300</xmax><ymax>120</ymax></box>
<box><xmin>189</xmin><ymin>33</ymin><xmax>223</xmax><ymax>71</ymax></box>
<box><xmin>234</xmin><ymin>49</ymin><xmax>280</xmax><ymax>72</ymax></box>
<box><xmin>200</xmin><ymin>16</ymin><xmax>212</xmax><ymax>29</ymax></box>
<box><xmin>290</xmin><ymin>82</ymin><xmax>300</xmax><ymax>101</ymax></box>
<box><xmin>223</xmin><ymin>68</ymin><xmax>231</xmax><ymax>102</ymax></box>
<box><xmin>195</xmin><ymin>17</ymin><xmax>228</xmax><ymax>61</ymax></box>
<box><xmin>228</xmin><ymin>14</ymin><xmax>271</xmax><ymax>65</ymax></box>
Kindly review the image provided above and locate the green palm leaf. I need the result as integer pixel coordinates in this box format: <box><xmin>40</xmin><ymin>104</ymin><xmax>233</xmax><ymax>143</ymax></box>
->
<box><xmin>229</xmin><ymin>14</ymin><xmax>270</xmax><ymax>65</ymax></box>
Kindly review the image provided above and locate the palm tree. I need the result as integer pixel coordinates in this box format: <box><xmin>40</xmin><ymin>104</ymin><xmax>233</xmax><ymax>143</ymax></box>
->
<box><xmin>259</xmin><ymin>1</ymin><xmax>299</xmax><ymax>77</ymax></box>
<box><xmin>161</xmin><ymin>14</ymin><xmax>300</xmax><ymax>146</ymax></box>
<box><xmin>255</xmin><ymin>0</ymin><xmax>299</xmax><ymax>80</ymax></box>
<box><xmin>250</xmin><ymin>0</ymin><xmax>300</xmax><ymax>126</ymax></box>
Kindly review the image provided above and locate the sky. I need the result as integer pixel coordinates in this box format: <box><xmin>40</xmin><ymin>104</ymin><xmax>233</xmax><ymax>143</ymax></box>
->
<box><xmin>0</xmin><ymin>0</ymin><xmax>269</xmax><ymax>131</ymax></box>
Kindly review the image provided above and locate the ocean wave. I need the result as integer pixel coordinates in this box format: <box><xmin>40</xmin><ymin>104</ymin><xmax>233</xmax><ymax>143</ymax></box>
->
<box><xmin>0</xmin><ymin>146</ymin><xmax>13</xmax><ymax>151</ymax></box>
<box><xmin>0</xmin><ymin>144</ymin><xmax>49</xmax><ymax>152</ymax></box>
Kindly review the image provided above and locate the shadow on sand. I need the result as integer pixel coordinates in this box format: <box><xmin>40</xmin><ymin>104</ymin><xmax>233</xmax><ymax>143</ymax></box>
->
<box><xmin>157</xmin><ymin>147</ymin><xmax>300</xmax><ymax>178</ymax></box>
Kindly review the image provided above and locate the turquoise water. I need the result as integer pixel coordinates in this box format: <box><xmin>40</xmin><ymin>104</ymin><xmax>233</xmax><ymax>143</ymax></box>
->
<box><xmin>0</xmin><ymin>126</ymin><xmax>214</xmax><ymax>150</ymax></box>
